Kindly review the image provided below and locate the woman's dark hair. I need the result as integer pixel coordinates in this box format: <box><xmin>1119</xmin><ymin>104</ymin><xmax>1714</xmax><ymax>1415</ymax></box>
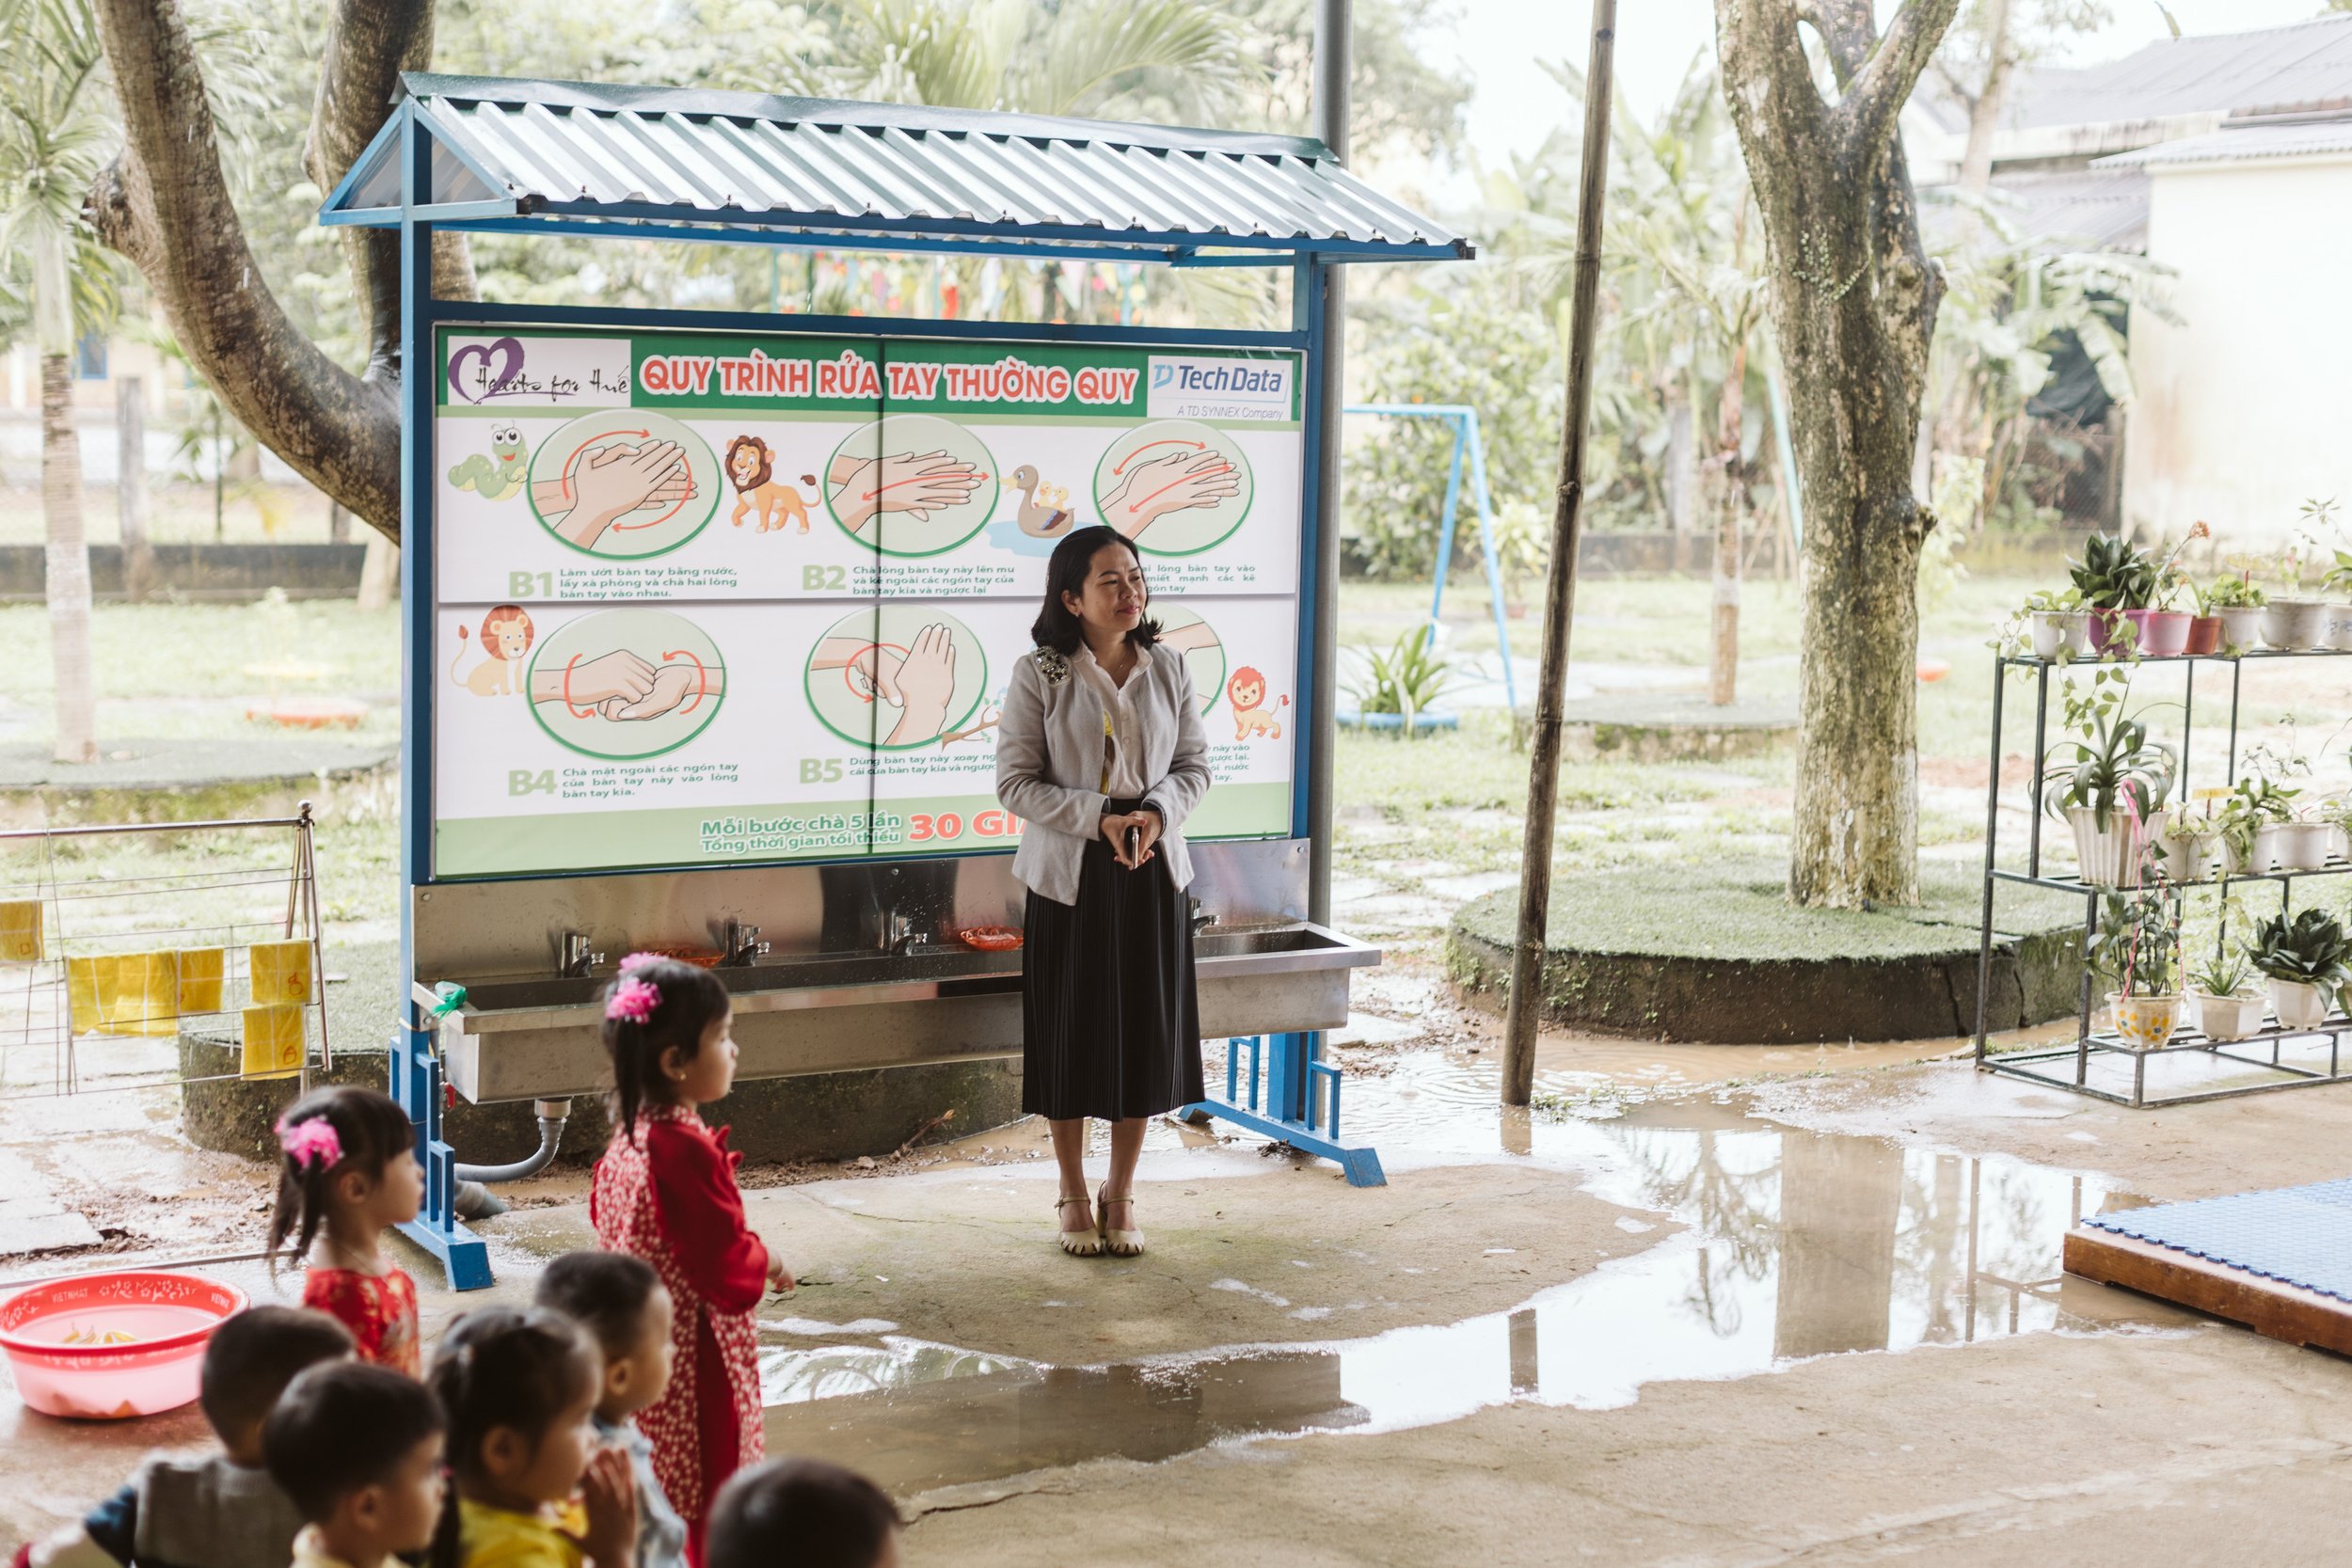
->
<box><xmin>602</xmin><ymin>958</ymin><xmax>732</xmax><ymax>1138</ymax></box>
<box><xmin>707</xmin><ymin>1458</ymin><xmax>901</xmax><ymax>1568</ymax></box>
<box><xmin>263</xmin><ymin>1361</ymin><xmax>445</xmax><ymax>1524</ymax></box>
<box><xmin>265</xmin><ymin>1085</ymin><xmax>416</xmax><ymax>1273</ymax></box>
<box><xmin>1029</xmin><ymin>525</ymin><xmax>1161</xmax><ymax>654</ymax></box>
<box><xmin>426</xmin><ymin>1307</ymin><xmax>599</xmax><ymax>1568</ymax></box>
<box><xmin>533</xmin><ymin>1249</ymin><xmax>665</xmax><ymax>1358</ymax></box>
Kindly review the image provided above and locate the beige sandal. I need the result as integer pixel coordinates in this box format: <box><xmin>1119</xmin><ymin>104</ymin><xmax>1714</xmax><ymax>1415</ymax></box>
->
<box><xmin>1056</xmin><ymin>1196</ymin><xmax>1104</xmax><ymax>1257</ymax></box>
<box><xmin>1097</xmin><ymin>1184</ymin><xmax>1145</xmax><ymax>1257</ymax></box>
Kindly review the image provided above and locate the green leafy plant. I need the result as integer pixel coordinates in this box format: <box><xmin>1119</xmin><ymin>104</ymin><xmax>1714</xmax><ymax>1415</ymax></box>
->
<box><xmin>2021</xmin><ymin>587</ymin><xmax>2083</xmax><ymax>614</ymax></box>
<box><xmin>2088</xmin><ymin>891</ymin><xmax>2181</xmax><ymax>998</ymax></box>
<box><xmin>2042</xmin><ymin>673</ymin><xmax>2174</xmax><ymax>831</ymax></box>
<box><xmin>2069</xmin><ymin>533</ymin><xmax>2157</xmax><ymax>611</ymax></box>
<box><xmin>1345</xmin><ymin>629</ymin><xmax>1455</xmax><ymax>732</ymax></box>
<box><xmin>2188</xmin><ymin>950</ymin><xmax>2254</xmax><ymax>999</ymax></box>
<box><xmin>2246</xmin><ymin>908</ymin><xmax>2352</xmax><ymax>991</ymax></box>
<box><xmin>2198</xmin><ymin>573</ymin><xmax>2265</xmax><ymax>612</ymax></box>
<box><xmin>2323</xmin><ymin>550</ymin><xmax>2352</xmax><ymax>599</ymax></box>
<box><xmin>2215</xmin><ymin>775</ymin><xmax>2298</xmax><ymax>867</ymax></box>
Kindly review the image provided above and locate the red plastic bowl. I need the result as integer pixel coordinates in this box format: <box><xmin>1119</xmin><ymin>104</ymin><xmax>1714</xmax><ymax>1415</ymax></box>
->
<box><xmin>0</xmin><ymin>1271</ymin><xmax>248</xmax><ymax>1419</ymax></box>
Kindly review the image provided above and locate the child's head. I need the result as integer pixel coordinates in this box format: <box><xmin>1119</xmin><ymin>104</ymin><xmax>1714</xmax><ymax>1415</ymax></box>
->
<box><xmin>267</xmin><ymin>1085</ymin><xmax>423</xmax><ymax>1265</ymax></box>
<box><xmin>532</xmin><ymin>1250</ymin><xmax>675</xmax><ymax>1421</ymax></box>
<box><xmin>601</xmin><ymin>955</ymin><xmax>735</xmax><ymax>1132</ymax></box>
<box><xmin>263</xmin><ymin>1361</ymin><xmax>446</xmax><ymax>1560</ymax></box>
<box><xmin>199</xmin><ymin>1305</ymin><xmax>356</xmax><ymax>1464</ymax></box>
<box><xmin>707</xmin><ymin>1459</ymin><xmax>901</xmax><ymax>1568</ymax></box>
<box><xmin>427</xmin><ymin>1306</ymin><xmax>602</xmax><ymax>1510</ymax></box>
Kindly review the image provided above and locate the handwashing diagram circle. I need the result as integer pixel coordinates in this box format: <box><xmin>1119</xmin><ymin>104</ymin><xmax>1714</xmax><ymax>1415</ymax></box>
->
<box><xmin>1154</xmin><ymin>605</ymin><xmax>1226</xmax><ymax>717</ymax></box>
<box><xmin>822</xmin><ymin>415</ymin><xmax>997</xmax><ymax>557</ymax></box>
<box><xmin>1091</xmin><ymin>420</ymin><xmax>1253</xmax><ymax>556</ymax></box>
<box><xmin>527</xmin><ymin>609</ymin><xmax>726</xmax><ymax>760</ymax></box>
<box><xmin>525</xmin><ymin>409</ymin><xmax>721</xmax><ymax>559</ymax></box>
<box><xmin>805</xmin><ymin>606</ymin><xmax>989</xmax><ymax>752</ymax></box>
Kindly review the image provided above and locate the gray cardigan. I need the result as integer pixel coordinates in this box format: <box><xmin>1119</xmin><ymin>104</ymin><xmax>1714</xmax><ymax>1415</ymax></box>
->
<box><xmin>995</xmin><ymin>642</ymin><xmax>1213</xmax><ymax>905</ymax></box>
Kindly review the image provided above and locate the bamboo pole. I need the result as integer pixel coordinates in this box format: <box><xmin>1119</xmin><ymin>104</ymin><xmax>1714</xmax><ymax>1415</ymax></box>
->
<box><xmin>1500</xmin><ymin>0</ymin><xmax>1618</xmax><ymax>1107</ymax></box>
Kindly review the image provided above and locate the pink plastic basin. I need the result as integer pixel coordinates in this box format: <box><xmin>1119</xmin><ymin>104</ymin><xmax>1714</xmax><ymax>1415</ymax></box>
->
<box><xmin>0</xmin><ymin>1271</ymin><xmax>247</xmax><ymax>1419</ymax></box>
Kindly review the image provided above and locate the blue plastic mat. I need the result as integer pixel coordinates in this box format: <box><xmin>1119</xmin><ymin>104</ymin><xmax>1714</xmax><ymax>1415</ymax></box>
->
<box><xmin>2084</xmin><ymin>1180</ymin><xmax>2352</xmax><ymax>1304</ymax></box>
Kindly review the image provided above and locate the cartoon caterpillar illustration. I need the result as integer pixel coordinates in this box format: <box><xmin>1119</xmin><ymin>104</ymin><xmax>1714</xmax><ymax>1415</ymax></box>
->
<box><xmin>449</xmin><ymin>422</ymin><xmax>528</xmax><ymax>499</ymax></box>
<box><xmin>724</xmin><ymin>436</ymin><xmax>815</xmax><ymax>533</ymax></box>
<box><xmin>451</xmin><ymin>605</ymin><xmax>534</xmax><ymax>696</ymax></box>
<box><xmin>1228</xmin><ymin>666</ymin><xmax>1287</xmax><ymax>740</ymax></box>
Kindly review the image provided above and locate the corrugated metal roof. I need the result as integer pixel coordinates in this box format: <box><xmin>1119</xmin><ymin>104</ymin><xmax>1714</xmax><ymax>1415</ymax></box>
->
<box><xmin>1998</xmin><ymin>168</ymin><xmax>2151</xmax><ymax>250</ymax></box>
<box><xmin>326</xmin><ymin>73</ymin><xmax>1470</xmax><ymax>261</ymax></box>
<box><xmin>2099</xmin><ymin>117</ymin><xmax>2352</xmax><ymax>168</ymax></box>
<box><xmin>2000</xmin><ymin>16</ymin><xmax>2352</xmax><ymax>132</ymax></box>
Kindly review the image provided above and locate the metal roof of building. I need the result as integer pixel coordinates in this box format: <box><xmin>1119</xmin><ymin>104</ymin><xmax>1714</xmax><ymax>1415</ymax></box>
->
<box><xmin>1997</xmin><ymin>16</ymin><xmax>2352</xmax><ymax>132</ymax></box>
<box><xmin>2099</xmin><ymin>115</ymin><xmax>2352</xmax><ymax>169</ymax></box>
<box><xmin>321</xmin><ymin>73</ymin><xmax>1470</xmax><ymax>263</ymax></box>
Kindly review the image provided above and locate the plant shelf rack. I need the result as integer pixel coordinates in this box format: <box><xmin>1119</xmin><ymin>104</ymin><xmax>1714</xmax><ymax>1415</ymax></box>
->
<box><xmin>1973</xmin><ymin>647</ymin><xmax>2352</xmax><ymax>1107</ymax></box>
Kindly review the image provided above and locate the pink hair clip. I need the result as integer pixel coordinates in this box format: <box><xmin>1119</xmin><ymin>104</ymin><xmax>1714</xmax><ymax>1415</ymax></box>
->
<box><xmin>617</xmin><ymin>952</ymin><xmax>667</xmax><ymax>973</ymax></box>
<box><xmin>275</xmin><ymin>1115</ymin><xmax>342</xmax><ymax>1172</ymax></box>
<box><xmin>607</xmin><ymin>975</ymin><xmax>660</xmax><ymax>1025</ymax></box>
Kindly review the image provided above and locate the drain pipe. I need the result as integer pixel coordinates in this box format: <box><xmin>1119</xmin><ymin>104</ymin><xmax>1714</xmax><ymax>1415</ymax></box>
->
<box><xmin>453</xmin><ymin>1099</ymin><xmax>571</xmax><ymax>1219</ymax></box>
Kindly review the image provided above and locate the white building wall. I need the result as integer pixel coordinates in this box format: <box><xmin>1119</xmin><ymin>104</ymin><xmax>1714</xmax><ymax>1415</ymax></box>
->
<box><xmin>2126</xmin><ymin>154</ymin><xmax>2352</xmax><ymax>551</ymax></box>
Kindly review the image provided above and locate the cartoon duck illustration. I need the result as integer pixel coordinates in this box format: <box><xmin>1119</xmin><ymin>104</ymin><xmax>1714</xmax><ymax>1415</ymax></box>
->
<box><xmin>448</xmin><ymin>422</ymin><xmax>528</xmax><ymax>499</ymax></box>
<box><xmin>1009</xmin><ymin>465</ymin><xmax>1075</xmax><ymax>537</ymax></box>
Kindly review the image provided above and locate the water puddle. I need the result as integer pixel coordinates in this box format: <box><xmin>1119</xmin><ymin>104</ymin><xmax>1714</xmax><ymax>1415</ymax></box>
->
<box><xmin>760</xmin><ymin>1113</ymin><xmax>2185</xmax><ymax>1497</ymax></box>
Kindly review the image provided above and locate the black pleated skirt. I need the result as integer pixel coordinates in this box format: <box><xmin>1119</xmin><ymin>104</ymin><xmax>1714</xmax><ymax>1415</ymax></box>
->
<box><xmin>1021</xmin><ymin>803</ymin><xmax>1203</xmax><ymax>1121</ymax></box>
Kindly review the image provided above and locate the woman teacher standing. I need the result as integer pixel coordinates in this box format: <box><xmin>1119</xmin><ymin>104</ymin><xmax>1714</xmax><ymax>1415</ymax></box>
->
<box><xmin>996</xmin><ymin>525</ymin><xmax>1212</xmax><ymax>1258</ymax></box>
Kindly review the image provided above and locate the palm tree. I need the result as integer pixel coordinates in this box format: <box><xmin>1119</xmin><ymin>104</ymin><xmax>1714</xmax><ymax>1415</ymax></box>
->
<box><xmin>0</xmin><ymin>0</ymin><xmax>118</xmax><ymax>764</ymax></box>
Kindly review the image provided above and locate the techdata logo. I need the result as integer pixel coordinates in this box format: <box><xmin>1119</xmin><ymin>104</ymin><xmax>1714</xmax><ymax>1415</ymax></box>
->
<box><xmin>1145</xmin><ymin>356</ymin><xmax>1294</xmax><ymax>420</ymax></box>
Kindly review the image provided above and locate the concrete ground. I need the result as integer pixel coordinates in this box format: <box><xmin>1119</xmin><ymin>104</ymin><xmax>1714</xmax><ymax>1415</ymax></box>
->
<box><xmin>6</xmin><ymin>1023</ymin><xmax>2351</xmax><ymax>1566</ymax></box>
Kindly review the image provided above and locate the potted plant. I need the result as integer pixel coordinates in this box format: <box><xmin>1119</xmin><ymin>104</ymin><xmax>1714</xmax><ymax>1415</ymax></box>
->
<box><xmin>2275</xmin><ymin>807</ymin><xmax>2338</xmax><ymax>872</ymax></box>
<box><xmin>2154</xmin><ymin>811</ymin><xmax>2216</xmax><ymax>882</ymax></box>
<box><xmin>2089</xmin><ymin>890</ymin><xmax>2182</xmax><ymax>1050</ymax></box>
<box><xmin>2201</xmin><ymin>571</ymin><xmax>2266</xmax><ymax>655</ymax></box>
<box><xmin>2129</xmin><ymin>524</ymin><xmax>2206</xmax><ymax>657</ymax></box>
<box><xmin>2260</xmin><ymin>511</ymin><xmax>2333</xmax><ymax>647</ymax></box>
<box><xmin>2068</xmin><ymin>533</ymin><xmax>2156</xmax><ymax>657</ymax></box>
<box><xmin>2186</xmin><ymin>950</ymin><xmax>2265</xmax><ymax>1042</ymax></box>
<box><xmin>2042</xmin><ymin>677</ymin><xmax>2175</xmax><ymax>885</ymax></box>
<box><xmin>2019</xmin><ymin>587</ymin><xmax>2090</xmax><ymax>660</ymax></box>
<box><xmin>2216</xmin><ymin>775</ymin><xmax>2297</xmax><ymax>875</ymax></box>
<box><xmin>2321</xmin><ymin>548</ymin><xmax>2352</xmax><ymax>651</ymax></box>
<box><xmin>2246</xmin><ymin>906</ymin><xmax>2352</xmax><ymax>1030</ymax></box>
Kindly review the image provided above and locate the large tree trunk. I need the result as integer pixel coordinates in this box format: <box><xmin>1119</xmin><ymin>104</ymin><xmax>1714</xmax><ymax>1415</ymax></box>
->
<box><xmin>1707</xmin><ymin>341</ymin><xmax>1747</xmax><ymax>706</ymax></box>
<box><xmin>1716</xmin><ymin>0</ymin><xmax>1960</xmax><ymax>909</ymax></box>
<box><xmin>84</xmin><ymin>0</ymin><xmax>468</xmax><ymax>544</ymax></box>
<box><xmin>42</xmin><ymin>355</ymin><xmax>99</xmax><ymax>766</ymax></box>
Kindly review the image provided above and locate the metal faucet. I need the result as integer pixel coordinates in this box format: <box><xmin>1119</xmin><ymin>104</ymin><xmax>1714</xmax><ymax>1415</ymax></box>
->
<box><xmin>721</xmin><ymin>917</ymin><xmax>770</xmax><ymax>967</ymax></box>
<box><xmin>558</xmin><ymin>930</ymin><xmax>603</xmax><ymax>978</ymax></box>
<box><xmin>1188</xmin><ymin>896</ymin><xmax>1216</xmax><ymax>933</ymax></box>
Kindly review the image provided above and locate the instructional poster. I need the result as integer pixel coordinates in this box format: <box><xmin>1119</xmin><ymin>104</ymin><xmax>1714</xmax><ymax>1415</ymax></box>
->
<box><xmin>432</xmin><ymin>325</ymin><xmax>1303</xmax><ymax>878</ymax></box>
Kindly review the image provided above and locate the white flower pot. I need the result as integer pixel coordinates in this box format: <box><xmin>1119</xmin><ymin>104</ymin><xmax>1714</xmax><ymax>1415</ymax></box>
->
<box><xmin>2190</xmin><ymin>990</ymin><xmax>2267</xmax><ymax>1042</ymax></box>
<box><xmin>2106</xmin><ymin>991</ymin><xmax>2183</xmax><ymax>1051</ymax></box>
<box><xmin>2067</xmin><ymin>804</ymin><xmax>2144</xmax><ymax>886</ymax></box>
<box><xmin>2155</xmin><ymin>831</ymin><xmax>2215</xmax><ymax>882</ymax></box>
<box><xmin>2330</xmin><ymin>606</ymin><xmax>2352</xmax><ymax>651</ymax></box>
<box><xmin>2028</xmin><ymin>610</ymin><xmax>2090</xmax><ymax>659</ymax></box>
<box><xmin>2262</xmin><ymin>599</ymin><xmax>2331</xmax><ymax>649</ymax></box>
<box><xmin>2275</xmin><ymin>820</ymin><xmax>2337</xmax><ymax>871</ymax></box>
<box><xmin>2220</xmin><ymin>822</ymin><xmax>2282</xmax><ymax>876</ymax></box>
<box><xmin>2217</xmin><ymin>606</ymin><xmax>2266</xmax><ymax>651</ymax></box>
<box><xmin>2266</xmin><ymin>977</ymin><xmax>2334</xmax><ymax>1031</ymax></box>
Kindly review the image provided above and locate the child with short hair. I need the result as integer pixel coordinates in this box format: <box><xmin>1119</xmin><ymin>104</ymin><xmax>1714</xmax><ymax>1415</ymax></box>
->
<box><xmin>426</xmin><ymin>1306</ymin><xmax>637</xmax><ymax>1568</ymax></box>
<box><xmin>19</xmin><ymin>1306</ymin><xmax>355</xmax><ymax>1568</ymax></box>
<box><xmin>590</xmin><ymin>958</ymin><xmax>788</xmax><ymax>1560</ymax></box>
<box><xmin>262</xmin><ymin>1362</ymin><xmax>446</xmax><ymax>1568</ymax></box>
<box><xmin>704</xmin><ymin>1461</ymin><xmax>900</xmax><ymax>1568</ymax></box>
<box><xmin>533</xmin><ymin>1252</ymin><xmax>687</xmax><ymax>1568</ymax></box>
<box><xmin>269</xmin><ymin>1085</ymin><xmax>426</xmax><ymax>1373</ymax></box>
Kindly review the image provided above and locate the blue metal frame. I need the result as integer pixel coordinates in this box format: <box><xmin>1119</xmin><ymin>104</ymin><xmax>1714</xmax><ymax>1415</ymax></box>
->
<box><xmin>373</xmin><ymin>109</ymin><xmax>1401</xmax><ymax>1285</ymax></box>
<box><xmin>1346</xmin><ymin>403</ymin><xmax>1519</xmax><ymax>711</ymax></box>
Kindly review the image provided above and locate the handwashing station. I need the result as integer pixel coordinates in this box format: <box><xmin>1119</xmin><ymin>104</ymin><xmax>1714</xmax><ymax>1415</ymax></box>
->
<box><xmin>319</xmin><ymin>74</ymin><xmax>1467</xmax><ymax>1285</ymax></box>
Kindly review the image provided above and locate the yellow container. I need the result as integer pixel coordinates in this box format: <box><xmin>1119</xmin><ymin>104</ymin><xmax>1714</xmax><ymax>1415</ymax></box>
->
<box><xmin>66</xmin><ymin>956</ymin><xmax>104</xmax><ymax>1035</ymax></box>
<box><xmin>105</xmin><ymin>952</ymin><xmax>181</xmax><ymax>1037</ymax></box>
<box><xmin>177</xmin><ymin>948</ymin><xmax>226</xmax><ymax>1014</ymax></box>
<box><xmin>248</xmin><ymin>941</ymin><xmax>314</xmax><ymax>1005</ymax></box>
<box><xmin>241</xmin><ymin>1004</ymin><xmax>306</xmax><ymax>1080</ymax></box>
<box><xmin>0</xmin><ymin>902</ymin><xmax>41</xmax><ymax>963</ymax></box>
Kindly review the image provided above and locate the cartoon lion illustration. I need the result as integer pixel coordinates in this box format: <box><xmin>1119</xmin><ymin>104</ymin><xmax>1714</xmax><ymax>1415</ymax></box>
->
<box><xmin>1227</xmin><ymin>666</ymin><xmax>1287</xmax><ymax>740</ymax></box>
<box><xmin>724</xmin><ymin>436</ymin><xmax>815</xmax><ymax>534</ymax></box>
<box><xmin>450</xmin><ymin>605</ymin><xmax>534</xmax><ymax>696</ymax></box>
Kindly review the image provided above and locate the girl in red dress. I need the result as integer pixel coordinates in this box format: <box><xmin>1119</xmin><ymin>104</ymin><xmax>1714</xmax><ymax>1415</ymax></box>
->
<box><xmin>268</xmin><ymin>1085</ymin><xmax>426</xmax><ymax>1374</ymax></box>
<box><xmin>591</xmin><ymin>958</ymin><xmax>788</xmax><ymax>1565</ymax></box>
